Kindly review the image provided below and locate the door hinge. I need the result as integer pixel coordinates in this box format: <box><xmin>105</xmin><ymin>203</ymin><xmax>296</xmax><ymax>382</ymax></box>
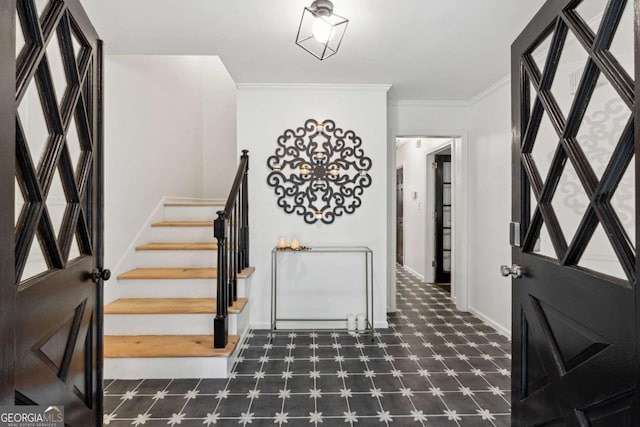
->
<box><xmin>510</xmin><ymin>222</ymin><xmax>521</xmax><ymax>247</ymax></box>
<box><xmin>432</xmin><ymin>162</ymin><xmax>437</xmax><ymax>169</ymax></box>
<box><xmin>432</xmin><ymin>260</ymin><xmax>436</xmax><ymax>267</ymax></box>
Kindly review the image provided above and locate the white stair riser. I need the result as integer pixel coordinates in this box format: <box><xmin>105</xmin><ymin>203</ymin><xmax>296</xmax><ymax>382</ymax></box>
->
<box><xmin>151</xmin><ymin>226</ymin><xmax>214</xmax><ymax>243</ymax></box>
<box><xmin>235</xmin><ymin>300</ymin><xmax>250</xmax><ymax>343</ymax></box>
<box><xmin>163</xmin><ymin>205</ymin><xmax>221</xmax><ymax>221</ymax></box>
<box><xmin>116</xmin><ymin>278</ymin><xmax>248</xmax><ymax>299</ymax></box>
<box><xmin>104</xmin><ymin>357</ymin><xmax>231</xmax><ymax>379</ymax></box>
<box><xmin>105</xmin><ymin>311</ymin><xmax>245</xmax><ymax>335</ymax></box>
<box><xmin>135</xmin><ymin>250</ymin><xmax>216</xmax><ymax>268</ymax></box>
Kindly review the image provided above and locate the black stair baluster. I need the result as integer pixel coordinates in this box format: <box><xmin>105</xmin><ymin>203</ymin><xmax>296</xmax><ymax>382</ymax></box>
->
<box><xmin>213</xmin><ymin>151</ymin><xmax>250</xmax><ymax>348</ymax></box>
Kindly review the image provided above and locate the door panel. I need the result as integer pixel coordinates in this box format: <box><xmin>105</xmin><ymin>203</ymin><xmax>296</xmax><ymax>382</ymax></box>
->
<box><xmin>1</xmin><ymin>0</ymin><xmax>17</xmax><ymax>408</ymax></box>
<box><xmin>9</xmin><ymin>0</ymin><xmax>103</xmax><ymax>424</ymax></box>
<box><xmin>397</xmin><ymin>166</ymin><xmax>404</xmax><ymax>264</ymax></box>
<box><xmin>511</xmin><ymin>0</ymin><xmax>638</xmax><ymax>425</ymax></box>
<box><xmin>435</xmin><ymin>155</ymin><xmax>451</xmax><ymax>283</ymax></box>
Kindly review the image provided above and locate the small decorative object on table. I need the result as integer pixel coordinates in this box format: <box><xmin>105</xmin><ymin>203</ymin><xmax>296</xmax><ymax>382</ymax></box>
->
<box><xmin>277</xmin><ymin>237</ymin><xmax>288</xmax><ymax>249</ymax></box>
<box><xmin>275</xmin><ymin>237</ymin><xmax>312</xmax><ymax>251</ymax></box>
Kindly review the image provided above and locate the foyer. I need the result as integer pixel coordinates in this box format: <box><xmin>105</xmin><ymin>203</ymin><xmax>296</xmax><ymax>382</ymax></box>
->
<box><xmin>103</xmin><ymin>267</ymin><xmax>510</xmax><ymax>426</ymax></box>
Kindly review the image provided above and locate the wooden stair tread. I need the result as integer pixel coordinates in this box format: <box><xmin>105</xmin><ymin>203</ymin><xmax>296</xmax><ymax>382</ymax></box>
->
<box><xmin>118</xmin><ymin>268</ymin><xmax>215</xmax><ymax>280</ymax></box>
<box><xmin>105</xmin><ymin>297</ymin><xmax>247</xmax><ymax>314</ymax></box>
<box><xmin>136</xmin><ymin>242</ymin><xmax>217</xmax><ymax>251</ymax></box>
<box><xmin>151</xmin><ymin>221</ymin><xmax>212</xmax><ymax>227</ymax></box>
<box><xmin>104</xmin><ymin>334</ymin><xmax>239</xmax><ymax>358</ymax></box>
<box><xmin>117</xmin><ymin>266</ymin><xmax>255</xmax><ymax>280</ymax></box>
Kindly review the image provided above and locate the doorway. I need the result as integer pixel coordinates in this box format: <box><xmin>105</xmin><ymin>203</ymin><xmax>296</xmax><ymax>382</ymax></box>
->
<box><xmin>394</xmin><ymin>137</ymin><xmax>457</xmax><ymax>290</ymax></box>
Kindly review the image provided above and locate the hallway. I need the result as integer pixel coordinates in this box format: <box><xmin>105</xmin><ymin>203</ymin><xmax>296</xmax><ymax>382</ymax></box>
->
<box><xmin>104</xmin><ymin>267</ymin><xmax>511</xmax><ymax>426</ymax></box>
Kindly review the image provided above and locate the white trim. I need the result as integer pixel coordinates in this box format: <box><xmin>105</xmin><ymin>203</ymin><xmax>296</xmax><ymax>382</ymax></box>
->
<box><xmin>250</xmin><ymin>320</ymin><xmax>390</xmax><ymax>330</ymax></box>
<box><xmin>237</xmin><ymin>83</ymin><xmax>392</xmax><ymax>92</ymax></box>
<box><xmin>388</xmin><ymin>100</ymin><xmax>471</xmax><ymax>108</ymax></box>
<box><xmin>468</xmin><ymin>74</ymin><xmax>510</xmax><ymax>106</ymax></box>
<box><xmin>402</xmin><ymin>265</ymin><xmax>424</xmax><ymax>281</ymax></box>
<box><xmin>468</xmin><ymin>306</ymin><xmax>511</xmax><ymax>339</ymax></box>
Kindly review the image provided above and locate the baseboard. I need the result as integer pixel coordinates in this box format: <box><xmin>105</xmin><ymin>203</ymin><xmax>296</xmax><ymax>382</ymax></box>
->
<box><xmin>228</xmin><ymin>320</ymin><xmax>252</xmax><ymax>375</ymax></box>
<box><xmin>250</xmin><ymin>320</ymin><xmax>389</xmax><ymax>331</ymax></box>
<box><xmin>467</xmin><ymin>306</ymin><xmax>511</xmax><ymax>339</ymax></box>
<box><xmin>402</xmin><ymin>265</ymin><xmax>424</xmax><ymax>281</ymax></box>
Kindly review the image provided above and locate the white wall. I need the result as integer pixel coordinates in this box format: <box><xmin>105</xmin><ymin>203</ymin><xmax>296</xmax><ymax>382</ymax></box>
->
<box><xmin>388</xmin><ymin>102</ymin><xmax>470</xmax><ymax>133</ymax></box>
<box><xmin>467</xmin><ymin>83</ymin><xmax>512</xmax><ymax>335</ymax></box>
<box><xmin>395</xmin><ymin>137</ymin><xmax>452</xmax><ymax>280</ymax></box>
<box><xmin>201</xmin><ymin>57</ymin><xmax>237</xmax><ymax>198</ymax></box>
<box><xmin>237</xmin><ymin>84</ymin><xmax>390</xmax><ymax>329</ymax></box>
<box><xmin>104</xmin><ymin>55</ymin><xmax>236</xmax><ymax>273</ymax></box>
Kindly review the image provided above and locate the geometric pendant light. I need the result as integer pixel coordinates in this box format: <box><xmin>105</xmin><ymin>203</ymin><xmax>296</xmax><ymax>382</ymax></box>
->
<box><xmin>295</xmin><ymin>0</ymin><xmax>349</xmax><ymax>60</ymax></box>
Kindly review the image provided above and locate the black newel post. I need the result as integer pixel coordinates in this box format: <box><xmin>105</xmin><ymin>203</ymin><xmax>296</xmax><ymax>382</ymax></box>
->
<box><xmin>214</xmin><ymin>211</ymin><xmax>228</xmax><ymax>348</ymax></box>
<box><xmin>242</xmin><ymin>150</ymin><xmax>250</xmax><ymax>269</ymax></box>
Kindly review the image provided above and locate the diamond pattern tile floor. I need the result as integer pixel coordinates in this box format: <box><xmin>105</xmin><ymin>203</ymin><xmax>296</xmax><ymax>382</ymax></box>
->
<box><xmin>104</xmin><ymin>266</ymin><xmax>511</xmax><ymax>426</ymax></box>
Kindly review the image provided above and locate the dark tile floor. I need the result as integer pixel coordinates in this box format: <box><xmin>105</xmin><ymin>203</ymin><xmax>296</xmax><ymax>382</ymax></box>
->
<box><xmin>104</xmin><ymin>266</ymin><xmax>511</xmax><ymax>426</ymax></box>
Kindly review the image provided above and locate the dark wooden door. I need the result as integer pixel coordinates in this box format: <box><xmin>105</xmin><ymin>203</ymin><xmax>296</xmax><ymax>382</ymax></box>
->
<box><xmin>434</xmin><ymin>155</ymin><xmax>451</xmax><ymax>283</ymax></box>
<box><xmin>1</xmin><ymin>1</ymin><xmax>104</xmax><ymax>425</ymax></box>
<box><xmin>397</xmin><ymin>166</ymin><xmax>404</xmax><ymax>265</ymax></box>
<box><xmin>511</xmin><ymin>0</ymin><xmax>638</xmax><ymax>424</ymax></box>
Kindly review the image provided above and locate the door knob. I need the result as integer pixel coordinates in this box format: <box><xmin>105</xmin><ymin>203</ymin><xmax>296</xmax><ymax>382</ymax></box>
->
<box><xmin>91</xmin><ymin>268</ymin><xmax>111</xmax><ymax>283</ymax></box>
<box><xmin>500</xmin><ymin>264</ymin><xmax>523</xmax><ymax>279</ymax></box>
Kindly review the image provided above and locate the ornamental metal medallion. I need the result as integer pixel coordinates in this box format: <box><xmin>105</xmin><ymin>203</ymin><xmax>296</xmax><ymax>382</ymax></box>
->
<box><xmin>266</xmin><ymin>119</ymin><xmax>372</xmax><ymax>224</ymax></box>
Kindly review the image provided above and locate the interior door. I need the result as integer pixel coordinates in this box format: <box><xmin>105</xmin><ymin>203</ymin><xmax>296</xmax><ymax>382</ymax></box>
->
<box><xmin>511</xmin><ymin>0</ymin><xmax>638</xmax><ymax>424</ymax></box>
<box><xmin>435</xmin><ymin>154</ymin><xmax>451</xmax><ymax>283</ymax></box>
<box><xmin>2</xmin><ymin>0</ymin><xmax>104</xmax><ymax>424</ymax></box>
<box><xmin>397</xmin><ymin>166</ymin><xmax>404</xmax><ymax>265</ymax></box>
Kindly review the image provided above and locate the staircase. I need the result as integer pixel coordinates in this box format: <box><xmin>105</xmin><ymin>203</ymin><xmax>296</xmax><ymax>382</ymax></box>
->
<box><xmin>103</xmin><ymin>200</ymin><xmax>254</xmax><ymax>379</ymax></box>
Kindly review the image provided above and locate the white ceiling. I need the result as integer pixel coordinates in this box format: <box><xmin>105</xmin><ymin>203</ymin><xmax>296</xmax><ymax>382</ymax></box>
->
<box><xmin>80</xmin><ymin>0</ymin><xmax>546</xmax><ymax>100</ymax></box>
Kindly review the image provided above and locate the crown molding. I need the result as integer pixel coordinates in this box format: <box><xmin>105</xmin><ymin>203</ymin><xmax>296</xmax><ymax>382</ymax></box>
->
<box><xmin>468</xmin><ymin>74</ymin><xmax>510</xmax><ymax>106</ymax></box>
<box><xmin>236</xmin><ymin>83</ymin><xmax>392</xmax><ymax>92</ymax></box>
<box><xmin>388</xmin><ymin>99</ymin><xmax>471</xmax><ymax>108</ymax></box>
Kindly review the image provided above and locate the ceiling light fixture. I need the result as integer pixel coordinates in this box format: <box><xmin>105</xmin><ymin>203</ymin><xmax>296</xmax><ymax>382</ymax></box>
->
<box><xmin>295</xmin><ymin>0</ymin><xmax>349</xmax><ymax>60</ymax></box>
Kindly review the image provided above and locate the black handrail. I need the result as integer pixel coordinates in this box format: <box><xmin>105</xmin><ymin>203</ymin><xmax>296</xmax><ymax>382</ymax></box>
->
<box><xmin>214</xmin><ymin>150</ymin><xmax>250</xmax><ymax>349</ymax></box>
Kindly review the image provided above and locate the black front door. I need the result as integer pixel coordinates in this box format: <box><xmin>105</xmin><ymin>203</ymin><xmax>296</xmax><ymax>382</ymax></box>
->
<box><xmin>1</xmin><ymin>1</ymin><xmax>104</xmax><ymax>425</ymax></box>
<box><xmin>434</xmin><ymin>154</ymin><xmax>451</xmax><ymax>284</ymax></box>
<box><xmin>511</xmin><ymin>0</ymin><xmax>638</xmax><ymax>424</ymax></box>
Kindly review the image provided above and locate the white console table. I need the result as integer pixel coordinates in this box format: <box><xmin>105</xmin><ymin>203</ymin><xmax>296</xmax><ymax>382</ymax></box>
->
<box><xmin>270</xmin><ymin>246</ymin><xmax>374</xmax><ymax>336</ymax></box>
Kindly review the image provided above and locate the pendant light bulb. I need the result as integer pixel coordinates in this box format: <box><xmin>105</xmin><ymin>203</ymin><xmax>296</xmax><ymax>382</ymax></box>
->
<box><xmin>312</xmin><ymin>17</ymin><xmax>333</xmax><ymax>43</ymax></box>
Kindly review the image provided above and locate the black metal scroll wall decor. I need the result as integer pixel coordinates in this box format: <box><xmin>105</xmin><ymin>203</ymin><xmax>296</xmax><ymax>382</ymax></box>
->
<box><xmin>266</xmin><ymin>119</ymin><xmax>372</xmax><ymax>224</ymax></box>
